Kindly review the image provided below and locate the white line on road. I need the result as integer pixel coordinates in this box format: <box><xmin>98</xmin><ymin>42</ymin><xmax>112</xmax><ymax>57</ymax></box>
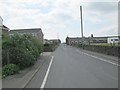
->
<box><xmin>40</xmin><ymin>56</ymin><xmax>54</xmax><ymax>88</ymax></box>
<box><xmin>76</xmin><ymin>50</ymin><xmax>118</xmax><ymax>66</ymax></box>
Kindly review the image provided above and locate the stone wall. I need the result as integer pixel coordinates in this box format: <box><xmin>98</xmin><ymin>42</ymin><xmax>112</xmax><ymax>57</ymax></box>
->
<box><xmin>78</xmin><ymin>44</ymin><xmax>119</xmax><ymax>57</ymax></box>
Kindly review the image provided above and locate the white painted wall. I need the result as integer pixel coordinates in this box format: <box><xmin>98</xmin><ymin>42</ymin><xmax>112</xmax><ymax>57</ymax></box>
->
<box><xmin>0</xmin><ymin>16</ymin><xmax>2</xmax><ymax>90</ymax></box>
<box><xmin>107</xmin><ymin>37</ymin><xmax>119</xmax><ymax>43</ymax></box>
<box><xmin>0</xmin><ymin>16</ymin><xmax>3</xmax><ymax>27</ymax></box>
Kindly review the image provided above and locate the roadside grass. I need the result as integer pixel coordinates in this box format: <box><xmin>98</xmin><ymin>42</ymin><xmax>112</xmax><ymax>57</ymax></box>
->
<box><xmin>91</xmin><ymin>43</ymin><xmax>120</xmax><ymax>46</ymax></box>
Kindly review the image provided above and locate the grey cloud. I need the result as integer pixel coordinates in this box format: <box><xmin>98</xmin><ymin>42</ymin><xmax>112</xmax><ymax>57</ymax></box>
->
<box><xmin>87</xmin><ymin>2</ymin><xmax>118</xmax><ymax>13</ymax></box>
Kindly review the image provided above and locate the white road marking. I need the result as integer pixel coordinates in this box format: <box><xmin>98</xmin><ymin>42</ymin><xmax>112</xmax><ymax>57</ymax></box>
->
<box><xmin>40</xmin><ymin>56</ymin><xmax>54</xmax><ymax>88</ymax></box>
<box><xmin>76</xmin><ymin>50</ymin><xmax>118</xmax><ymax>66</ymax></box>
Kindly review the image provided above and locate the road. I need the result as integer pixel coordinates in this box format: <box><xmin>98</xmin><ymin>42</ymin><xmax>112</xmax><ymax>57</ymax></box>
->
<box><xmin>45</xmin><ymin>44</ymin><xmax>118</xmax><ymax>88</ymax></box>
<box><xmin>26</xmin><ymin>44</ymin><xmax>118</xmax><ymax>88</ymax></box>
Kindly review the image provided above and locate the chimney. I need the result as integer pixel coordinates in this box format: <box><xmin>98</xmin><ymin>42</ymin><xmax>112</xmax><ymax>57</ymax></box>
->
<box><xmin>91</xmin><ymin>34</ymin><xmax>93</xmax><ymax>37</ymax></box>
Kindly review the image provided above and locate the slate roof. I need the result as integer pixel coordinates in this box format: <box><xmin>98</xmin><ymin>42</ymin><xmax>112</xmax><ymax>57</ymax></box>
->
<box><xmin>9</xmin><ymin>28</ymin><xmax>42</xmax><ymax>34</ymax></box>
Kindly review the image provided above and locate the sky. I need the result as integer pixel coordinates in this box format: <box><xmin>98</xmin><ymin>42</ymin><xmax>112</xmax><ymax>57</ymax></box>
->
<box><xmin>0</xmin><ymin>0</ymin><xmax>119</xmax><ymax>42</ymax></box>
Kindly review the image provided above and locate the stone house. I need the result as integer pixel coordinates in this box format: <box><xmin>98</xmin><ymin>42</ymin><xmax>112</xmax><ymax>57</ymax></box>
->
<box><xmin>9</xmin><ymin>28</ymin><xmax>44</xmax><ymax>43</ymax></box>
<box><xmin>0</xmin><ymin>16</ymin><xmax>3</xmax><ymax>27</ymax></box>
<box><xmin>2</xmin><ymin>25</ymin><xmax>10</xmax><ymax>34</ymax></box>
<box><xmin>89</xmin><ymin>37</ymin><xmax>107</xmax><ymax>43</ymax></box>
<box><xmin>0</xmin><ymin>16</ymin><xmax>3</xmax><ymax>37</ymax></box>
<box><xmin>49</xmin><ymin>39</ymin><xmax>61</xmax><ymax>44</ymax></box>
<box><xmin>66</xmin><ymin>36</ymin><xmax>111</xmax><ymax>45</ymax></box>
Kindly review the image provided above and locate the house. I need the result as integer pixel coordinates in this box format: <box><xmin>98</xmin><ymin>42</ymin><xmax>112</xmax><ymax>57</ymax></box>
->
<box><xmin>44</xmin><ymin>39</ymin><xmax>61</xmax><ymax>45</ymax></box>
<box><xmin>107</xmin><ymin>36</ymin><xmax>120</xmax><ymax>43</ymax></box>
<box><xmin>66</xmin><ymin>36</ymin><xmax>117</xmax><ymax>45</ymax></box>
<box><xmin>2</xmin><ymin>25</ymin><xmax>10</xmax><ymax>34</ymax></box>
<box><xmin>49</xmin><ymin>39</ymin><xmax>61</xmax><ymax>45</ymax></box>
<box><xmin>66</xmin><ymin>36</ymin><xmax>90</xmax><ymax>45</ymax></box>
<box><xmin>9</xmin><ymin>28</ymin><xmax>44</xmax><ymax>43</ymax></box>
<box><xmin>0</xmin><ymin>16</ymin><xmax>3</xmax><ymax>37</ymax></box>
<box><xmin>0</xmin><ymin>17</ymin><xmax>9</xmax><ymax>34</ymax></box>
<box><xmin>44</xmin><ymin>39</ymin><xmax>51</xmax><ymax>44</ymax></box>
<box><xmin>0</xmin><ymin>16</ymin><xmax>3</xmax><ymax>27</ymax></box>
<box><xmin>66</xmin><ymin>37</ymin><xmax>82</xmax><ymax>45</ymax></box>
<box><xmin>89</xmin><ymin>37</ymin><xmax>107</xmax><ymax>43</ymax></box>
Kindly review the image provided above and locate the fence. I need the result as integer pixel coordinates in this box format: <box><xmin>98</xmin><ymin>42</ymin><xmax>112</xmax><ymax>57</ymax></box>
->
<box><xmin>78</xmin><ymin>44</ymin><xmax>120</xmax><ymax>57</ymax></box>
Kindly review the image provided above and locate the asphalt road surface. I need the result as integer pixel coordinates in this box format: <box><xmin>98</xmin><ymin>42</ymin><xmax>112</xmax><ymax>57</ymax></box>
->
<box><xmin>44</xmin><ymin>44</ymin><xmax>118</xmax><ymax>88</ymax></box>
<box><xmin>25</xmin><ymin>44</ymin><xmax>118</xmax><ymax>88</ymax></box>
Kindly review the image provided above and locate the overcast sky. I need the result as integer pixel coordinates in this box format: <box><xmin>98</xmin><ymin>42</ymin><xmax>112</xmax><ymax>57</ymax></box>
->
<box><xmin>0</xmin><ymin>0</ymin><xmax>119</xmax><ymax>42</ymax></box>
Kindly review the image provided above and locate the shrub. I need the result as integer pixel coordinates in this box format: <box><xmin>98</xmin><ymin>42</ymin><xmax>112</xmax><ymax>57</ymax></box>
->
<box><xmin>44</xmin><ymin>43</ymin><xmax>52</xmax><ymax>52</ymax></box>
<box><xmin>2</xmin><ymin>34</ymin><xmax>12</xmax><ymax>66</ymax></box>
<box><xmin>43</xmin><ymin>42</ymin><xmax>60</xmax><ymax>52</ymax></box>
<box><xmin>9</xmin><ymin>47</ymin><xmax>36</xmax><ymax>69</ymax></box>
<box><xmin>2</xmin><ymin>64</ymin><xmax>19</xmax><ymax>78</ymax></box>
<box><xmin>2</xmin><ymin>33</ymin><xmax>44</xmax><ymax>69</ymax></box>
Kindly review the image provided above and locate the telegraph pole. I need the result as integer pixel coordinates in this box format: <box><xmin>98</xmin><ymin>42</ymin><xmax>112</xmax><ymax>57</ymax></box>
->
<box><xmin>80</xmin><ymin>6</ymin><xmax>84</xmax><ymax>49</ymax></box>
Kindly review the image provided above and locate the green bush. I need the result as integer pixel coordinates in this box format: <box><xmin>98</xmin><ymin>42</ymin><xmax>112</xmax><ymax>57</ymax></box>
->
<box><xmin>2</xmin><ymin>64</ymin><xmax>19</xmax><ymax>78</ymax></box>
<box><xmin>2</xmin><ymin>33</ymin><xmax>44</xmax><ymax>69</ymax></box>
<box><xmin>2</xmin><ymin>34</ymin><xmax>12</xmax><ymax>66</ymax></box>
<box><xmin>9</xmin><ymin>47</ymin><xmax>36</xmax><ymax>69</ymax></box>
<box><xmin>43</xmin><ymin>41</ymin><xmax>60</xmax><ymax>52</ymax></box>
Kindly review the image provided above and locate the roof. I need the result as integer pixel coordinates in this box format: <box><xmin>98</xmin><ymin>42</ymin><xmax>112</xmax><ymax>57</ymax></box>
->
<box><xmin>67</xmin><ymin>36</ymin><xmax>120</xmax><ymax>39</ymax></box>
<box><xmin>2</xmin><ymin>25</ymin><xmax>9</xmax><ymax>31</ymax></box>
<box><xmin>3</xmin><ymin>25</ymin><xmax>9</xmax><ymax>29</ymax></box>
<box><xmin>67</xmin><ymin>37</ymin><xmax>82</xmax><ymax>39</ymax></box>
<box><xmin>107</xmin><ymin>36</ymin><xmax>120</xmax><ymax>38</ymax></box>
<box><xmin>9</xmin><ymin>28</ymin><xmax>42</xmax><ymax>34</ymax></box>
<box><xmin>0</xmin><ymin>16</ymin><xmax>3</xmax><ymax>21</ymax></box>
<box><xmin>49</xmin><ymin>39</ymin><xmax>60</xmax><ymax>41</ymax></box>
<box><xmin>67</xmin><ymin>37</ymin><xmax>89</xmax><ymax>40</ymax></box>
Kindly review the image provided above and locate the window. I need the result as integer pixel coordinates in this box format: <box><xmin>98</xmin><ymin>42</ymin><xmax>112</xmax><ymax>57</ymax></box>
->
<box><xmin>115</xmin><ymin>39</ymin><xmax>118</xmax><ymax>41</ymax></box>
<box><xmin>71</xmin><ymin>41</ymin><xmax>74</xmax><ymax>44</ymax></box>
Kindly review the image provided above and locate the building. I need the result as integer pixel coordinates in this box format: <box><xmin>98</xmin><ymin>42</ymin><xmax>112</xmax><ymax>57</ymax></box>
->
<box><xmin>9</xmin><ymin>28</ymin><xmax>44</xmax><ymax>43</ymax></box>
<box><xmin>0</xmin><ymin>17</ymin><xmax>9</xmax><ymax>35</ymax></box>
<box><xmin>44</xmin><ymin>39</ymin><xmax>51</xmax><ymax>44</ymax></box>
<box><xmin>89</xmin><ymin>37</ymin><xmax>107</xmax><ymax>43</ymax></box>
<box><xmin>49</xmin><ymin>39</ymin><xmax>61</xmax><ymax>44</ymax></box>
<box><xmin>0</xmin><ymin>16</ymin><xmax>3</xmax><ymax>37</ymax></box>
<box><xmin>66</xmin><ymin>36</ymin><xmax>90</xmax><ymax>45</ymax></box>
<box><xmin>44</xmin><ymin>39</ymin><xmax>61</xmax><ymax>45</ymax></box>
<box><xmin>2</xmin><ymin>25</ymin><xmax>10</xmax><ymax>34</ymax></box>
<box><xmin>66</xmin><ymin>37</ymin><xmax>82</xmax><ymax>45</ymax></box>
<box><xmin>66</xmin><ymin>36</ymin><xmax>119</xmax><ymax>45</ymax></box>
<box><xmin>107</xmin><ymin>36</ymin><xmax>120</xmax><ymax>43</ymax></box>
<box><xmin>0</xmin><ymin>16</ymin><xmax>3</xmax><ymax>27</ymax></box>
